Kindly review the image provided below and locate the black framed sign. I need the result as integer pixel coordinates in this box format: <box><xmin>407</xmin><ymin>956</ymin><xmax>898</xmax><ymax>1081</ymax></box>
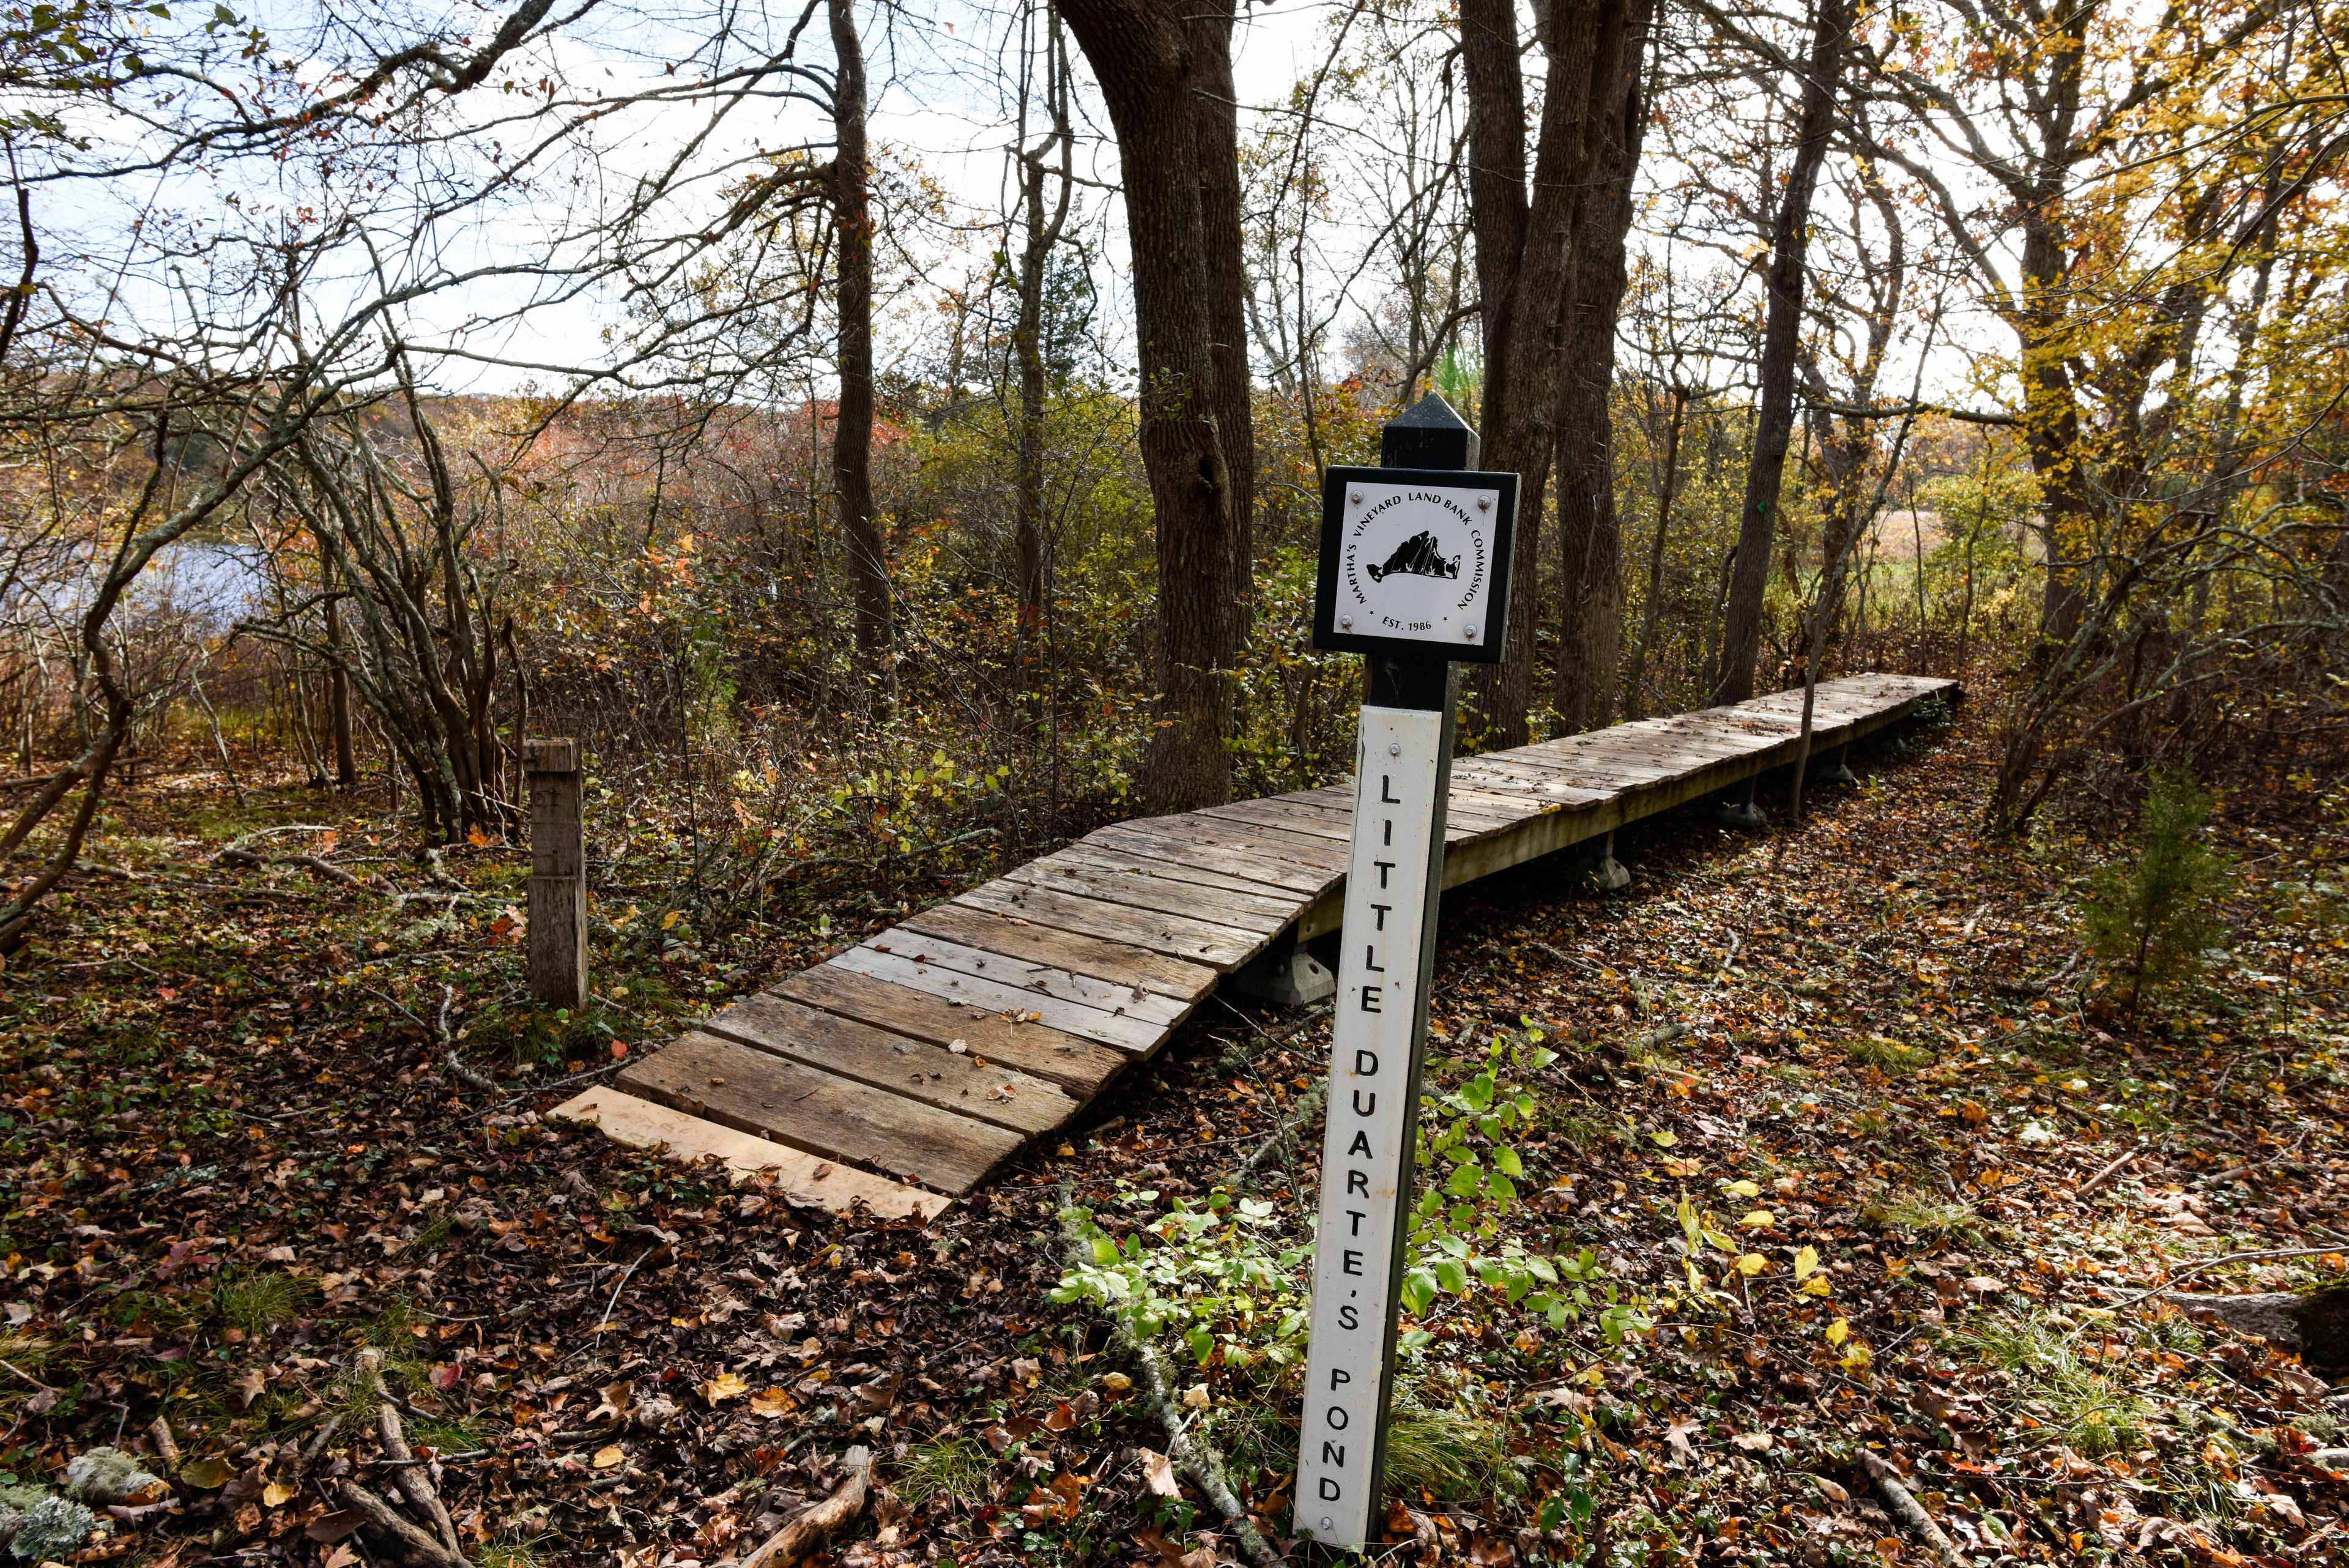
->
<box><xmin>1311</xmin><ymin>466</ymin><xmax>1520</xmax><ymax>664</ymax></box>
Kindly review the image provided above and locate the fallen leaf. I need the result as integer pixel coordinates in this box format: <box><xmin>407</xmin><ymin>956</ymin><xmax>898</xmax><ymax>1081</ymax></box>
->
<box><xmin>1964</xmin><ymin>1276</ymin><xmax>2008</xmax><ymax>1295</ymax></box>
<box><xmin>593</xmin><ymin>1446</ymin><xmax>625</xmax><ymax>1470</ymax></box>
<box><xmin>1139</xmin><ymin>1447</ymin><xmax>1179</xmax><ymax>1498</ymax></box>
<box><xmin>179</xmin><ymin>1457</ymin><xmax>231</xmax><ymax>1489</ymax></box>
<box><xmin>1665</xmin><ymin>1416</ymin><xmax>1702</xmax><ymax>1458</ymax></box>
<box><xmin>702</xmin><ymin>1372</ymin><xmax>749</xmax><ymax>1405</ymax></box>
<box><xmin>749</xmin><ymin>1388</ymin><xmax>794</xmax><ymax>1417</ymax></box>
<box><xmin>1816</xmin><ymin>1477</ymin><xmax>1849</xmax><ymax>1504</ymax></box>
<box><xmin>1731</xmin><ymin>1432</ymin><xmax>1773</xmax><ymax>1452</ymax></box>
<box><xmin>262</xmin><ymin>1481</ymin><xmax>297</xmax><ymax>1508</ymax></box>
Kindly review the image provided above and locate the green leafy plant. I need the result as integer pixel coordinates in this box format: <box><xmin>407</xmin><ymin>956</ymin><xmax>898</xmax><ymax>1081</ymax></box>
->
<box><xmin>1052</xmin><ymin>1190</ymin><xmax>1311</xmax><ymax>1368</ymax></box>
<box><xmin>1401</xmin><ymin>1029</ymin><xmax>1635</xmax><ymax>1343</ymax></box>
<box><xmin>2080</xmin><ymin>768</ymin><xmax>2235</xmax><ymax>1014</ymax></box>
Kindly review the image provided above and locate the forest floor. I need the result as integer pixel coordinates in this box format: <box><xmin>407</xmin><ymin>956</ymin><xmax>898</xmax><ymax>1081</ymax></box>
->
<box><xmin>1</xmin><ymin>699</ymin><xmax>2346</xmax><ymax>1568</ymax></box>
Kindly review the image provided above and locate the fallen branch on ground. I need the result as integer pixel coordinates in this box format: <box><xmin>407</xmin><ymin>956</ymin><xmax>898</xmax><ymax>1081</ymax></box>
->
<box><xmin>725</xmin><ymin>1446</ymin><xmax>872</xmax><ymax>1568</ymax></box>
<box><xmin>2109</xmin><ymin>1247</ymin><xmax>2349</xmax><ymax>1310</ymax></box>
<box><xmin>2076</xmin><ymin>1146</ymin><xmax>2140</xmax><ymax>1198</ymax></box>
<box><xmin>1056</xmin><ymin>1192</ymin><xmax>1276</xmax><ymax>1566</ymax></box>
<box><xmin>339</xmin><ymin>1348</ymin><xmax>472</xmax><ymax>1568</ymax></box>
<box><xmin>1856</xmin><ymin>1451</ymin><xmax>1965</xmax><ymax>1568</ymax></box>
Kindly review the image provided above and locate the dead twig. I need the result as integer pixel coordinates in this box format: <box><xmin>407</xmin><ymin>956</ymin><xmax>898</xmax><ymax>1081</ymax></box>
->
<box><xmin>2076</xmin><ymin>1145</ymin><xmax>2141</xmax><ymax>1198</ymax></box>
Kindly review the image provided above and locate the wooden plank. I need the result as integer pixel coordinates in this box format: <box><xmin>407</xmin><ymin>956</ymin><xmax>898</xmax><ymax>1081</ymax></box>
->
<box><xmin>1052</xmin><ymin>841</ymin><xmax>1327</xmax><ymax>904</ymax></box>
<box><xmin>1447</xmin><ymin>759</ymin><xmax>1614</xmax><ymax>808</ymax></box>
<box><xmin>1202</xmin><ymin>796</ymin><xmax>1482</xmax><ymax>843</ymax></box>
<box><xmin>776</xmin><ymin>964</ymin><xmax>1130</xmax><ymax>1091</ymax></box>
<box><xmin>1121</xmin><ymin>811</ymin><xmax>1356</xmax><ymax>866</ymax></box>
<box><xmin>697</xmin><ymin>990</ymin><xmax>1078</xmax><ymax>1137</ymax></box>
<box><xmin>617</xmin><ymin>1030</ymin><xmax>1024</xmax><ymax>1195</ymax></box>
<box><xmin>863</xmin><ymin>927</ymin><xmax>1194</xmax><ymax>1028</ymax></box>
<box><xmin>957</xmin><ymin>879</ymin><xmax>1269</xmax><ymax>970</ymax></box>
<box><xmin>897</xmin><ymin>902</ymin><xmax>1222</xmax><ymax>1003</ymax></box>
<box><xmin>547</xmin><ymin>1088</ymin><xmax>946</xmax><ymax>1219</ymax></box>
<box><xmin>1007</xmin><ymin>856</ymin><xmax>1297</xmax><ymax>936</ymax></box>
<box><xmin>1197</xmin><ymin>798</ymin><xmax>1353</xmax><ymax>839</ymax></box>
<box><xmin>1086</xmin><ymin>820</ymin><xmax>1345</xmax><ymax>888</ymax></box>
<box><xmin>827</xmin><ymin>945</ymin><xmax>1167</xmax><ymax>1052</ymax></box>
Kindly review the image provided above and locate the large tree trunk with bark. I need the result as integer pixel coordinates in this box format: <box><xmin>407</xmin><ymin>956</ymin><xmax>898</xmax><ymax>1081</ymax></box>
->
<box><xmin>1458</xmin><ymin>0</ymin><xmax>1633</xmax><ymax>746</ymax></box>
<box><xmin>831</xmin><ymin>0</ymin><xmax>891</xmax><ymax>689</ymax></box>
<box><xmin>1712</xmin><ymin>0</ymin><xmax>1850</xmax><ymax>708</ymax></box>
<box><xmin>1059</xmin><ymin>0</ymin><xmax>1243</xmax><ymax>811</ymax></box>
<box><xmin>1184</xmin><ymin>0</ymin><xmax>1255</xmax><ymax>636</ymax></box>
<box><xmin>1550</xmin><ymin>0</ymin><xmax>1655</xmax><ymax>733</ymax></box>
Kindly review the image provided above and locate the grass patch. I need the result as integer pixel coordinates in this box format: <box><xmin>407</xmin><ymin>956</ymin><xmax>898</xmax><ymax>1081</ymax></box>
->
<box><xmin>216</xmin><ymin>1271</ymin><xmax>313</xmax><ymax>1335</ymax></box>
<box><xmin>896</xmin><ymin>1436</ymin><xmax>994</xmax><ymax>1510</ymax></box>
<box><xmin>479</xmin><ymin>1534</ymin><xmax>554</xmax><ymax>1568</ymax></box>
<box><xmin>1845</xmin><ymin>1036</ymin><xmax>1932</xmax><ymax>1074</ymax></box>
<box><xmin>0</xmin><ymin>1331</ymin><xmax>57</xmax><ymax>1372</ymax></box>
<box><xmin>407</xmin><ymin>1415</ymin><xmax>485</xmax><ymax>1453</ymax></box>
<box><xmin>1383</xmin><ymin>1403</ymin><xmax>1524</xmax><ymax>1504</ymax></box>
<box><xmin>1955</xmin><ymin>1313</ymin><xmax>2151</xmax><ymax>1456</ymax></box>
<box><xmin>1862</xmin><ymin>1187</ymin><xmax>1986</xmax><ymax>1243</ymax></box>
<box><xmin>401</xmin><ymin>1214</ymin><xmax>455</xmax><ymax>1260</ymax></box>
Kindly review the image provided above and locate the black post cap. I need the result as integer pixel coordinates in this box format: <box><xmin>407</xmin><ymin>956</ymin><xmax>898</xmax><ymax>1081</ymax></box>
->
<box><xmin>1379</xmin><ymin>393</ymin><xmax>1480</xmax><ymax>472</ymax></box>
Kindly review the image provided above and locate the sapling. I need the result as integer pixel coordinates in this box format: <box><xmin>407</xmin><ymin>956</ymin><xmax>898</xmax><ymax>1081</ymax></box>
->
<box><xmin>2079</xmin><ymin>768</ymin><xmax>2234</xmax><ymax>1016</ymax></box>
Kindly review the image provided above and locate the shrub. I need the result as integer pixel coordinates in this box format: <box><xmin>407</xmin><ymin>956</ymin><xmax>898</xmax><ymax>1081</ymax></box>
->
<box><xmin>2079</xmin><ymin>768</ymin><xmax>2234</xmax><ymax>1014</ymax></box>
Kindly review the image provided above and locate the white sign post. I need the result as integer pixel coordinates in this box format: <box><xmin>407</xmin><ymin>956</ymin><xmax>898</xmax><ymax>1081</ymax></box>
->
<box><xmin>1296</xmin><ymin>396</ymin><xmax>1516</xmax><ymax>1549</ymax></box>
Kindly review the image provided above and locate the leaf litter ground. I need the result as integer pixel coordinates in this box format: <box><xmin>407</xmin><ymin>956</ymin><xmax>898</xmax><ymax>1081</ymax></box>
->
<box><xmin>1</xmin><ymin>705</ymin><xmax>2345</xmax><ymax>1568</ymax></box>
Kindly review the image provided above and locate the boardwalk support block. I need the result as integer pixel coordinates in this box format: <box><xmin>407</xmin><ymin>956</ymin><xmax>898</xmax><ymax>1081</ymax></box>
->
<box><xmin>1822</xmin><ymin>745</ymin><xmax>1860</xmax><ymax>786</ymax></box>
<box><xmin>1716</xmin><ymin>776</ymin><xmax>1767</xmax><ymax>831</ymax></box>
<box><xmin>1230</xmin><ymin>942</ymin><xmax>1337</xmax><ymax>1007</ymax></box>
<box><xmin>1587</xmin><ymin>831</ymin><xmax>1631</xmax><ymax>893</ymax></box>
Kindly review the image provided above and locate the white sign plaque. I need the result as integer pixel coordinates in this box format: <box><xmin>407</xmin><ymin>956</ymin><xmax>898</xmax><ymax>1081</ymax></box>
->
<box><xmin>1312</xmin><ymin>467</ymin><xmax>1519</xmax><ymax>664</ymax></box>
<box><xmin>1296</xmin><ymin>704</ymin><xmax>1445</xmax><ymax>1549</ymax></box>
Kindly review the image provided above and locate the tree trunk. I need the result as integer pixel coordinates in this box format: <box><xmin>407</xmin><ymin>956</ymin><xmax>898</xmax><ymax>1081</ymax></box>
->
<box><xmin>1014</xmin><ymin>6</ymin><xmax>1074</xmax><ymax>631</ymax></box>
<box><xmin>1622</xmin><ymin>384</ymin><xmax>1688</xmax><ymax>721</ymax></box>
<box><xmin>325</xmin><ymin>592</ymin><xmax>357</xmax><ymax>789</ymax></box>
<box><xmin>1059</xmin><ymin>0</ymin><xmax>1242</xmax><ymax>811</ymax></box>
<box><xmin>1184</xmin><ymin>0</ymin><xmax>1255</xmax><ymax>636</ymax></box>
<box><xmin>1458</xmin><ymin>0</ymin><xmax>1634</xmax><ymax>746</ymax></box>
<box><xmin>1712</xmin><ymin>0</ymin><xmax>1850</xmax><ymax>707</ymax></box>
<box><xmin>1549</xmin><ymin>0</ymin><xmax>1655</xmax><ymax>734</ymax></box>
<box><xmin>831</xmin><ymin>0</ymin><xmax>891</xmax><ymax>687</ymax></box>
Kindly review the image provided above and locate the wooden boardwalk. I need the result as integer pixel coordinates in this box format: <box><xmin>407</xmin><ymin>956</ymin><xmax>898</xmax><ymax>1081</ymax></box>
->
<box><xmin>554</xmin><ymin>674</ymin><xmax>1956</xmax><ymax>1213</ymax></box>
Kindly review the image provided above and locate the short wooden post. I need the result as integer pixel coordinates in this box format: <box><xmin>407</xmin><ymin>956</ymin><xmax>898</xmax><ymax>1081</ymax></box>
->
<box><xmin>525</xmin><ymin>738</ymin><xmax>587</xmax><ymax>1010</ymax></box>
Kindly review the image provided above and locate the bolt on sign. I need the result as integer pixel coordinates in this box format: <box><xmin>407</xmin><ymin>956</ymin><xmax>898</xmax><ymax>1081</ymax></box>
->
<box><xmin>1297</xmin><ymin>395</ymin><xmax>1517</xmax><ymax>1549</ymax></box>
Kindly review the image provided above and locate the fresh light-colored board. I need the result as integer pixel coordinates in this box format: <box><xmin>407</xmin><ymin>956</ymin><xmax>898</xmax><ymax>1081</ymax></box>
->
<box><xmin>827</xmin><ymin>944</ymin><xmax>1167</xmax><ymax>1052</ymax></box>
<box><xmin>776</xmin><ymin>962</ymin><xmax>1130</xmax><ymax>1091</ymax></box>
<box><xmin>864</xmin><ymin>927</ymin><xmax>1194</xmax><ymax>1029</ymax></box>
<box><xmin>547</xmin><ymin>1088</ymin><xmax>948</xmax><ymax>1219</ymax></box>
<box><xmin>1007</xmin><ymin>856</ymin><xmax>1299</xmax><ymax>935</ymax></box>
<box><xmin>618</xmin><ymin>1030</ymin><xmax>1024</xmax><ymax>1195</ymax></box>
<box><xmin>897</xmin><ymin>901</ymin><xmax>1224</xmax><ymax>1003</ymax></box>
<box><xmin>697</xmin><ymin>990</ymin><xmax>1079</xmax><ymax>1136</ymax></box>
